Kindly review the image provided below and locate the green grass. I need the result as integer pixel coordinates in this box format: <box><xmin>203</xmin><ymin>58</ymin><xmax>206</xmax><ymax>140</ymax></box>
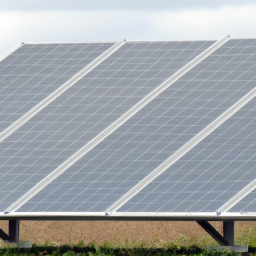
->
<box><xmin>236</xmin><ymin>225</ymin><xmax>256</xmax><ymax>247</ymax></box>
<box><xmin>0</xmin><ymin>236</ymin><xmax>251</xmax><ymax>256</ymax></box>
<box><xmin>1</xmin><ymin>226</ymin><xmax>256</xmax><ymax>255</ymax></box>
<box><xmin>0</xmin><ymin>244</ymin><xmax>243</xmax><ymax>256</ymax></box>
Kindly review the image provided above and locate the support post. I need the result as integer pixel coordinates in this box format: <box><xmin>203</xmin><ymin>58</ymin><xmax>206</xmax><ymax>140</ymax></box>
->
<box><xmin>223</xmin><ymin>221</ymin><xmax>234</xmax><ymax>246</ymax></box>
<box><xmin>0</xmin><ymin>220</ymin><xmax>19</xmax><ymax>245</ymax></box>
<box><xmin>9</xmin><ymin>220</ymin><xmax>19</xmax><ymax>245</ymax></box>
<box><xmin>197</xmin><ymin>221</ymin><xmax>247</xmax><ymax>252</ymax></box>
<box><xmin>196</xmin><ymin>221</ymin><xmax>229</xmax><ymax>246</ymax></box>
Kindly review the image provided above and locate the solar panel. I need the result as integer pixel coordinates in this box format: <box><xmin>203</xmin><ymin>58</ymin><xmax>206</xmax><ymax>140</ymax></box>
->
<box><xmin>0</xmin><ymin>43</ymin><xmax>113</xmax><ymax>132</ymax></box>
<box><xmin>229</xmin><ymin>189</ymin><xmax>256</xmax><ymax>212</ymax></box>
<box><xmin>1</xmin><ymin>37</ymin><xmax>256</xmax><ymax>223</ymax></box>
<box><xmin>0</xmin><ymin>41</ymin><xmax>215</xmax><ymax>212</ymax></box>
<box><xmin>15</xmin><ymin>39</ymin><xmax>256</xmax><ymax>213</ymax></box>
<box><xmin>118</xmin><ymin>96</ymin><xmax>256</xmax><ymax>213</ymax></box>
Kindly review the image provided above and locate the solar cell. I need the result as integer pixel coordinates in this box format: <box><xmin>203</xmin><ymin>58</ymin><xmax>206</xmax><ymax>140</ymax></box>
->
<box><xmin>16</xmin><ymin>39</ymin><xmax>256</xmax><ymax>213</ymax></box>
<box><xmin>118</xmin><ymin>94</ymin><xmax>256</xmax><ymax>213</ymax></box>
<box><xmin>0</xmin><ymin>41</ymin><xmax>213</xmax><ymax>212</ymax></box>
<box><xmin>0</xmin><ymin>43</ymin><xmax>113</xmax><ymax>132</ymax></box>
<box><xmin>229</xmin><ymin>189</ymin><xmax>256</xmax><ymax>212</ymax></box>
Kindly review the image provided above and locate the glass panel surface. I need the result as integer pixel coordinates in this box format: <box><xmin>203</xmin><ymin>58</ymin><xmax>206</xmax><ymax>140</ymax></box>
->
<box><xmin>18</xmin><ymin>39</ymin><xmax>256</xmax><ymax>213</ymax></box>
<box><xmin>120</xmin><ymin>95</ymin><xmax>256</xmax><ymax>212</ymax></box>
<box><xmin>0</xmin><ymin>43</ymin><xmax>114</xmax><ymax>131</ymax></box>
<box><xmin>0</xmin><ymin>41</ymin><xmax>214</xmax><ymax>212</ymax></box>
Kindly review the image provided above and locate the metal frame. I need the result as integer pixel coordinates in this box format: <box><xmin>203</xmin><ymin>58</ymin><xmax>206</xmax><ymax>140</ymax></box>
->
<box><xmin>227</xmin><ymin>37</ymin><xmax>256</xmax><ymax>39</ymax></box>
<box><xmin>6</xmin><ymin>36</ymin><xmax>230</xmax><ymax>213</ymax></box>
<box><xmin>0</xmin><ymin>36</ymin><xmax>255</xmax><ymax>250</ymax></box>
<box><xmin>223</xmin><ymin>221</ymin><xmax>235</xmax><ymax>246</ymax></box>
<box><xmin>106</xmin><ymin>36</ymin><xmax>235</xmax><ymax>213</ymax></box>
<box><xmin>126</xmin><ymin>39</ymin><xmax>219</xmax><ymax>42</ymax></box>
<box><xmin>107</xmin><ymin>82</ymin><xmax>256</xmax><ymax>213</ymax></box>
<box><xmin>0</xmin><ymin>220</ymin><xmax>19</xmax><ymax>245</ymax></box>
<box><xmin>0</xmin><ymin>213</ymin><xmax>251</xmax><ymax>250</ymax></box>
<box><xmin>0</xmin><ymin>43</ymin><xmax>24</xmax><ymax>62</ymax></box>
<box><xmin>197</xmin><ymin>221</ymin><xmax>233</xmax><ymax>246</ymax></box>
<box><xmin>25</xmin><ymin>40</ymin><xmax>220</xmax><ymax>44</ymax></box>
<box><xmin>1</xmin><ymin>212</ymin><xmax>256</xmax><ymax>221</ymax></box>
<box><xmin>24</xmin><ymin>41</ymin><xmax>118</xmax><ymax>44</ymax></box>
<box><xmin>0</xmin><ymin>217</ymin><xmax>247</xmax><ymax>252</ymax></box>
<box><xmin>4</xmin><ymin>40</ymin><xmax>126</xmax><ymax>213</ymax></box>
<box><xmin>0</xmin><ymin>40</ymin><xmax>125</xmax><ymax>144</ymax></box>
<box><xmin>218</xmin><ymin>179</ymin><xmax>256</xmax><ymax>212</ymax></box>
<box><xmin>195</xmin><ymin>221</ymin><xmax>249</xmax><ymax>252</ymax></box>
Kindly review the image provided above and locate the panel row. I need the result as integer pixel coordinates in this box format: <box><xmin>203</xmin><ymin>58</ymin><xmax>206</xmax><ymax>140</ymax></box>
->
<box><xmin>16</xmin><ymin>39</ymin><xmax>256</xmax><ymax>213</ymax></box>
<box><xmin>0</xmin><ymin>43</ymin><xmax>113</xmax><ymax>132</ymax></box>
<box><xmin>0</xmin><ymin>41</ymin><xmax>212</xmax><ymax>212</ymax></box>
<box><xmin>120</xmin><ymin>97</ymin><xmax>256</xmax><ymax>212</ymax></box>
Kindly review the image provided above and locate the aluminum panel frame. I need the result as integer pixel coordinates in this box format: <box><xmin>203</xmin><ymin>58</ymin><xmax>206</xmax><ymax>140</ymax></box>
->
<box><xmin>1</xmin><ymin>211</ymin><xmax>256</xmax><ymax>221</ymax></box>
<box><xmin>8</xmin><ymin>37</ymin><xmax>228</xmax><ymax>213</ymax></box>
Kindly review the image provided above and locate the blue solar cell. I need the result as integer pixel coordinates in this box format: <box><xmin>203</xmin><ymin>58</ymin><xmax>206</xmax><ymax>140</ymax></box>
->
<box><xmin>16</xmin><ymin>39</ymin><xmax>256</xmax><ymax>213</ymax></box>
<box><xmin>0</xmin><ymin>41</ymin><xmax>214</xmax><ymax>212</ymax></box>
<box><xmin>118</xmin><ymin>95</ymin><xmax>256</xmax><ymax>213</ymax></box>
<box><xmin>229</xmin><ymin>189</ymin><xmax>256</xmax><ymax>212</ymax></box>
<box><xmin>0</xmin><ymin>43</ymin><xmax>114</xmax><ymax>132</ymax></box>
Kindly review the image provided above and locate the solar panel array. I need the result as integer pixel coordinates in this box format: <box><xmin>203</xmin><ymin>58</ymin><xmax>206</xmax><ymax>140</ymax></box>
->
<box><xmin>1</xmin><ymin>38</ymin><xmax>256</xmax><ymax>217</ymax></box>
<box><xmin>0</xmin><ymin>43</ymin><xmax>113</xmax><ymax>132</ymax></box>
<box><xmin>119</xmin><ymin>98</ymin><xmax>256</xmax><ymax>212</ymax></box>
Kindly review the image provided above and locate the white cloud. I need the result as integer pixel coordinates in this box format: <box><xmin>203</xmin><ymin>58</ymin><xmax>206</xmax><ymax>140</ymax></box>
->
<box><xmin>152</xmin><ymin>5</ymin><xmax>256</xmax><ymax>40</ymax></box>
<box><xmin>2</xmin><ymin>0</ymin><xmax>256</xmax><ymax>11</ymax></box>
<box><xmin>1</xmin><ymin>5</ymin><xmax>256</xmax><ymax>57</ymax></box>
<box><xmin>0</xmin><ymin>10</ymin><xmax>154</xmax><ymax>57</ymax></box>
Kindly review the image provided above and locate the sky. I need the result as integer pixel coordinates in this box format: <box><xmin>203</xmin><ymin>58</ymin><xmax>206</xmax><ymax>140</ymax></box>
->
<box><xmin>1</xmin><ymin>0</ymin><xmax>256</xmax><ymax>57</ymax></box>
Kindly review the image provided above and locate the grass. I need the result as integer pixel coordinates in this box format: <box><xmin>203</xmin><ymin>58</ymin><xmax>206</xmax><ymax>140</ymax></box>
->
<box><xmin>0</xmin><ymin>220</ymin><xmax>228</xmax><ymax>246</ymax></box>
<box><xmin>1</xmin><ymin>221</ymin><xmax>256</xmax><ymax>255</ymax></box>
<box><xmin>0</xmin><ymin>234</ymin><xmax>252</xmax><ymax>256</ymax></box>
<box><xmin>0</xmin><ymin>240</ymin><xmax>244</xmax><ymax>256</ymax></box>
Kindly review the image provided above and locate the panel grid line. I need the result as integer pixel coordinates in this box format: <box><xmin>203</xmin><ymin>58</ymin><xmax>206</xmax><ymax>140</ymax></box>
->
<box><xmin>0</xmin><ymin>43</ymin><xmax>24</xmax><ymax>63</ymax></box>
<box><xmin>175</xmin><ymin>116</ymin><xmax>256</xmax><ymax>213</ymax></box>
<box><xmin>146</xmin><ymin>122</ymin><xmax>256</xmax><ymax>213</ymax></box>
<box><xmin>5</xmin><ymin>38</ymin><xmax>228</xmax><ymax>213</ymax></box>
<box><xmin>107</xmin><ymin>84</ymin><xmax>256</xmax><ymax>213</ymax></box>
<box><xmin>0</xmin><ymin>43</ymin><xmax>99</xmax><ymax>124</ymax></box>
<box><xmin>16</xmin><ymin>42</ymin><xmax>220</xmax><ymax>212</ymax></box>
<box><xmin>0</xmin><ymin>41</ymin><xmax>123</xmax><ymax>142</ymax></box>
<box><xmin>1</xmin><ymin>40</ymin><xmax>206</xmax><ymax>207</ymax></box>
<box><xmin>1</xmin><ymin>38</ymin><xmax>256</xmax><ymax>216</ymax></box>
<box><xmin>115</xmin><ymin>40</ymin><xmax>256</xmax><ymax>213</ymax></box>
<box><xmin>0</xmin><ymin>42</ymin><xmax>114</xmax><ymax>133</ymax></box>
<box><xmin>218</xmin><ymin>178</ymin><xmax>256</xmax><ymax>212</ymax></box>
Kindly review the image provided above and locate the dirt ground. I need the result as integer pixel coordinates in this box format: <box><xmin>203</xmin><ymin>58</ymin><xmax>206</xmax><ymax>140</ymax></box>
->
<box><xmin>0</xmin><ymin>220</ymin><xmax>255</xmax><ymax>246</ymax></box>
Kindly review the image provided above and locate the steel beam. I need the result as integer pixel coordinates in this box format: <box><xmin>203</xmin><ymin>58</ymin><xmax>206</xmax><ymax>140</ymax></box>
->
<box><xmin>197</xmin><ymin>221</ymin><xmax>230</xmax><ymax>246</ymax></box>
<box><xmin>9</xmin><ymin>220</ymin><xmax>19</xmax><ymax>244</ymax></box>
<box><xmin>223</xmin><ymin>221</ymin><xmax>234</xmax><ymax>246</ymax></box>
<box><xmin>0</xmin><ymin>228</ymin><xmax>9</xmax><ymax>241</ymax></box>
<box><xmin>0</xmin><ymin>220</ymin><xmax>19</xmax><ymax>245</ymax></box>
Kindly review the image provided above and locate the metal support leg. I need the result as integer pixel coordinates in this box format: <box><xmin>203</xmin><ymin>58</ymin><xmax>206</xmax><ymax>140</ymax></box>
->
<box><xmin>0</xmin><ymin>220</ymin><xmax>19</xmax><ymax>245</ymax></box>
<box><xmin>9</xmin><ymin>220</ymin><xmax>19</xmax><ymax>245</ymax></box>
<box><xmin>197</xmin><ymin>221</ymin><xmax>247</xmax><ymax>252</ymax></box>
<box><xmin>223</xmin><ymin>221</ymin><xmax>234</xmax><ymax>246</ymax></box>
<box><xmin>197</xmin><ymin>221</ymin><xmax>229</xmax><ymax>246</ymax></box>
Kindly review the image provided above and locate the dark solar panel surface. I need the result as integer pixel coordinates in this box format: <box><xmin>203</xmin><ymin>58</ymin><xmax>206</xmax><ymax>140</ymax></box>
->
<box><xmin>0</xmin><ymin>43</ymin><xmax>113</xmax><ymax>132</ymax></box>
<box><xmin>17</xmin><ymin>39</ymin><xmax>256</xmax><ymax>213</ymax></box>
<box><xmin>0</xmin><ymin>41</ymin><xmax>213</xmax><ymax>212</ymax></box>
<box><xmin>119</xmin><ymin>96</ymin><xmax>256</xmax><ymax>212</ymax></box>
<box><xmin>229</xmin><ymin>189</ymin><xmax>256</xmax><ymax>212</ymax></box>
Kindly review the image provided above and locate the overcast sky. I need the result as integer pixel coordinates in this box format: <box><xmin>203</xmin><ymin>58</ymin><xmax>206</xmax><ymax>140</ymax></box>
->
<box><xmin>1</xmin><ymin>0</ymin><xmax>256</xmax><ymax>57</ymax></box>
